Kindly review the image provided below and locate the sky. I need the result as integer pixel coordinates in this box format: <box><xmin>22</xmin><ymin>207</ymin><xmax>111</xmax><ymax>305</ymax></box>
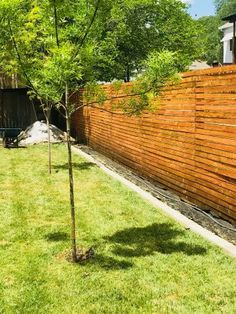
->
<box><xmin>182</xmin><ymin>0</ymin><xmax>216</xmax><ymax>18</ymax></box>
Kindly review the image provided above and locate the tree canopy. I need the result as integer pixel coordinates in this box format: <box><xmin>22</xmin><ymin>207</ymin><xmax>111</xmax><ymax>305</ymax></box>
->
<box><xmin>0</xmin><ymin>0</ymin><xmax>200</xmax><ymax>88</ymax></box>
<box><xmin>214</xmin><ymin>0</ymin><xmax>236</xmax><ymax>17</ymax></box>
<box><xmin>197</xmin><ymin>15</ymin><xmax>222</xmax><ymax>64</ymax></box>
<box><xmin>94</xmin><ymin>0</ymin><xmax>200</xmax><ymax>81</ymax></box>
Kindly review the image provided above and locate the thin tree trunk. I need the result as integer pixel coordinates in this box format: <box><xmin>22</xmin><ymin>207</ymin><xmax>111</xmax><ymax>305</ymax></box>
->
<box><xmin>15</xmin><ymin>73</ymin><xmax>18</xmax><ymax>88</ymax></box>
<box><xmin>125</xmin><ymin>63</ymin><xmax>130</xmax><ymax>82</ymax></box>
<box><xmin>46</xmin><ymin>111</ymin><xmax>52</xmax><ymax>175</ymax></box>
<box><xmin>42</xmin><ymin>101</ymin><xmax>52</xmax><ymax>175</ymax></box>
<box><xmin>52</xmin><ymin>0</ymin><xmax>60</xmax><ymax>48</ymax></box>
<box><xmin>65</xmin><ymin>83</ymin><xmax>77</xmax><ymax>262</ymax></box>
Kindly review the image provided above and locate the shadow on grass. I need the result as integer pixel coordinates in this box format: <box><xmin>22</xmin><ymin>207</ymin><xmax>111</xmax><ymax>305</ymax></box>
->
<box><xmin>45</xmin><ymin>232</ymin><xmax>69</xmax><ymax>242</ymax></box>
<box><xmin>105</xmin><ymin>223</ymin><xmax>207</xmax><ymax>257</ymax></box>
<box><xmin>49</xmin><ymin>223</ymin><xmax>206</xmax><ymax>270</ymax></box>
<box><xmin>46</xmin><ymin>232</ymin><xmax>133</xmax><ymax>269</ymax></box>
<box><xmin>5</xmin><ymin>146</ymin><xmax>27</xmax><ymax>149</ymax></box>
<box><xmin>82</xmin><ymin>254</ymin><xmax>133</xmax><ymax>270</ymax></box>
<box><xmin>53</xmin><ymin>162</ymin><xmax>96</xmax><ymax>171</ymax></box>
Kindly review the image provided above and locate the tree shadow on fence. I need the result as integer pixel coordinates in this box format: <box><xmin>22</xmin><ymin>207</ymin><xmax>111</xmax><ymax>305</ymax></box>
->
<box><xmin>105</xmin><ymin>223</ymin><xmax>207</xmax><ymax>258</ymax></box>
<box><xmin>53</xmin><ymin>162</ymin><xmax>96</xmax><ymax>171</ymax></box>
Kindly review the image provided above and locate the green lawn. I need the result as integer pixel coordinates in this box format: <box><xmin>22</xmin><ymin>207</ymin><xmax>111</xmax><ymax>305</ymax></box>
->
<box><xmin>0</xmin><ymin>144</ymin><xmax>236</xmax><ymax>314</ymax></box>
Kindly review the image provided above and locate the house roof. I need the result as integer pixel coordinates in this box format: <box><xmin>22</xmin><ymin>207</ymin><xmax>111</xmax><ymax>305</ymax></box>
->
<box><xmin>222</xmin><ymin>13</ymin><xmax>236</xmax><ymax>23</ymax></box>
<box><xmin>219</xmin><ymin>22</ymin><xmax>233</xmax><ymax>30</ymax></box>
<box><xmin>221</xmin><ymin>33</ymin><xmax>233</xmax><ymax>42</ymax></box>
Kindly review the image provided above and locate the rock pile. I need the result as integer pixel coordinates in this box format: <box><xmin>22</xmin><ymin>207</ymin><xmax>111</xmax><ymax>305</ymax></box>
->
<box><xmin>19</xmin><ymin>121</ymin><xmax>66</xmax><ymax>145</ymax></box>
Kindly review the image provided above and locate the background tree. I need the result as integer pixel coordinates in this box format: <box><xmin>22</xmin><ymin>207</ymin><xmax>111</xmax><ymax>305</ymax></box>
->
<box><xmin>214</xmin><ymin>0</ymin><xmax>236</xmax><ymax>17</ymax></box>
<box><xmin>92</xmin><ymin>0</ymin><xmax>200</xmax><ymax>82</ymax></box>
<box><xmin>196</xmin><ymin>0</ymin><xmax>236</xmax><ymax>65</ymax></box>
<box><xmin>197</xmin><ymin>16</ymin><xmax>222</xmax><ymax>64</ymax></box>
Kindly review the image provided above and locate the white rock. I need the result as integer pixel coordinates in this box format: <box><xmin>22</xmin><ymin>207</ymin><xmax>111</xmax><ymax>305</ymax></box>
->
<box><xmin>19</xmin><ymin>121</ymin><xmax>66</xmax><ymax>145</ymax></box>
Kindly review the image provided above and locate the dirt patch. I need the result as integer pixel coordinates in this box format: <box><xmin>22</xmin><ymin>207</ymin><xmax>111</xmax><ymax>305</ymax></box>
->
<box><xmin>57</xmin><ymin>247</ymin><xmax>95</xmax><ymax>263</ymax></box>
<box><xmin>76</xmin><ymin>145</ymin><xmax>236</xmax><ymax>246</ymax></box>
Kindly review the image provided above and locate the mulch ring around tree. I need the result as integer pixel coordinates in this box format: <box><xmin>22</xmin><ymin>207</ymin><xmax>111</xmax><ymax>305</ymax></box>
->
<box><xmin>57</xmin><ymin>247</ymin><xmax>95</xmax><ymax>263</ymax></box>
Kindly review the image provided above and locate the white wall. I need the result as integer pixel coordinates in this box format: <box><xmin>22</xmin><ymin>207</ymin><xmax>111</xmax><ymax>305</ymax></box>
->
<box><xmin>224</xmin><ymin>40</ymin><xmax>233</xmax><ymax>63</ymax></box>
<box><xmin>222</xmin><ymin>25</ymin><xmax>233</xmax><ymax>64</ymax></box>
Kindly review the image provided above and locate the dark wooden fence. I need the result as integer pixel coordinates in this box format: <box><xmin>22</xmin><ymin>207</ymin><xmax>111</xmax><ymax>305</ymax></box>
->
<box><xmin>0</xmin><ymin>73</ymin><xmax>17</xmax><ymax>89</ymax></box>
<box><xmin>0</xmin><ymin>88</ymin><xmax>65</xmax><ymax>132</ymax></box>
<box><xmin>0</xmin><ymin>88</ymin><xmax>39</xmax><ymax>129</ymax></box>
<box><xmin>72</xmin><ymin>65</ymin><xmax>236</xmax><ymax>225</ymax></box>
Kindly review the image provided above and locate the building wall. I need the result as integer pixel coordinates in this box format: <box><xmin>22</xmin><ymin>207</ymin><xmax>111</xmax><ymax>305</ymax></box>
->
<box><xmin>222</xmin><ymin>26</ymin><xmax>233</xmax><ymax>64</ymax></box>
<box><xmin>224</xmin><ymin>40</ymin><xmax>233</xmax><ymax>63</ymax></box>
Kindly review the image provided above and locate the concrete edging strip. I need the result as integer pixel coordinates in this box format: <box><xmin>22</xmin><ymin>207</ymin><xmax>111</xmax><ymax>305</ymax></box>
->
<box><xmin>72</xmin><ymin>146</ymin><xmax>236</xmax><ymax>259</ymax></box>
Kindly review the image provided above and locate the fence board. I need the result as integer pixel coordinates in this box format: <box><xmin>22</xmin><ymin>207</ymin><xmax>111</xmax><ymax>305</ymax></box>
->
<box><xmin>72</xmin><ymin>65</ymin><xmax>236</xmax><ymax>224</ymax></box>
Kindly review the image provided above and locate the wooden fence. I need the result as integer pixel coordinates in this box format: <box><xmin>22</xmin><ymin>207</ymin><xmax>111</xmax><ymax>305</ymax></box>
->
<box><xmin>0</xmin><ymin>73</ymin><xmax>16</xmax><ymax>89</ymax></box>
<box><xmin>0</xmin><ymin>88</ymin><xmax>66</xmax><ymax>131</ymax></box>
<box><xmin>0</xmin><ymin>88</ymin><xmax>38</xmax><ymax>129</ymax></box>
<box><xmin>72</xmin><ymin>65</ymin><xmax>236</xmax><ymax>224</ymax></box>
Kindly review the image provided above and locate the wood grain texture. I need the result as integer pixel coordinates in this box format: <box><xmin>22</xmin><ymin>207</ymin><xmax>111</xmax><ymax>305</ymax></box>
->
<box><xmin>72</xmin><ymin>66</ymin><xmax>236</xmax><ymax>224</ymax></box>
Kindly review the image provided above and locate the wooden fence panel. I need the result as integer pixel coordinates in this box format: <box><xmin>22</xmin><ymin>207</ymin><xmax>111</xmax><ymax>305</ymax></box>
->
<box><xmin>72</xmin><ymin>65</ymin><xmax>236</xmax><ymax>224</ymax></box>
<box><xmin>0</xmin><ymin>88</ymin><xmax>37</xmax><ymax>129</ymax></box>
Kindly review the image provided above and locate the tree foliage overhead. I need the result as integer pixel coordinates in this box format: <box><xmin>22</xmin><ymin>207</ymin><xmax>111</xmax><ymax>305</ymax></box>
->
<box><xmin>197</xmin><ymin>15</ymin><xmax>222</xmax><ymax>64</ymax></box>
<box><xmin>94</xmin><ymin>0</ymin><xmax>200</xmax><ymax>81</ymax></box>
<box><xmin>0</xmin><ymin>0</ymin><xmax>200</xmax><ymax>87</ymax></box>
<box><xmin>214</xmin><ymin>0</ymin><xmax>236</xmax><ymax>17</ymax></box>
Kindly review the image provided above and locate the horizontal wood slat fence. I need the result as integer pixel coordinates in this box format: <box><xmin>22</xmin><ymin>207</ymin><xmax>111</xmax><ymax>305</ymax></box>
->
<box><xmin>72</xmin><ymin>65</ymin><xmax>236</xmax><ymax>224</ymax></box>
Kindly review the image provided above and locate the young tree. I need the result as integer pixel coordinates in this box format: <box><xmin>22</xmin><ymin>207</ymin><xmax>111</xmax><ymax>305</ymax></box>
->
<box><xmin>0</xmin><ymin>0</ymin><xmax>196</xmax><ymax>262</ymax></box>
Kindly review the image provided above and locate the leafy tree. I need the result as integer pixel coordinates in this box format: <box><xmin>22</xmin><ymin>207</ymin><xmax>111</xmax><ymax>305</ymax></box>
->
<box><xmin>214</xmin><ymin>0</ymin><xmax>236</xmax><ymax>17</ymax></box>
<box><xmin>0</xmin><ymin>0</ymin><xmax>187</xmax><ymax>262</ymax></box>
<box><xmin>93</xmin><ymin>0</ymin><xmax>200</xmax><ymax>82</ymax></box>
<box><xmin>198</xmin><ymin>0</ymin><xmax>236</xmax><ymax>65</ymax></box>
<box><xmin>197</xmin><ymin>16</ymin><xmax>222</xmax><ymax>64</ymax></box>
<box><xmin>196</xmin><ymin>0</ymin><xmax>236</xmax><ymax>65</ymax></box>
<box><xmin>214</xmin><ymin>0</ymin><xmax>226</xmax><ymax>12</ymax></box>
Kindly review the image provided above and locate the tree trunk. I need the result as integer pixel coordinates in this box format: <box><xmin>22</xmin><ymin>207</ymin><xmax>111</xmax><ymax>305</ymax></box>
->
<box><xmin>65</xmin><ymin>83</ymin><xmax>77</xmax><ymax>262</ymax></box>
<box><xmin>43</xmin><ymin>104</ymin><xmax>52</xmax><ymax>175</ymax></box>
<box><xmin>46</xmin><ymin>112</ymin><xmax>52</xmax><ymax>175</ymax></box>
<box><xmin>125</xmin><ymin>63</ymin><xmax>130</xmax><ymax>82</ymax></box>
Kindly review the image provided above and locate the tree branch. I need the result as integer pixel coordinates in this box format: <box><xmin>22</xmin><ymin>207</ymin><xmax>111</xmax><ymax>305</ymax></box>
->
<box><xmin>71</xmin><ymin>101</ymin><xmax>143</xmax><ymax>116</ymax></box>
<box><xmin>55</xmin><ymin>101</ymin><xmax>67</xmax><ymax>118</ymax></box>
<box><xmin>72</xmin><ymin>0</ymin><xmax>101</xmax><ymax>60</ymax></box>
<box><xmin>52</xmin><ymin>0</ymin><xmax>60</xmax><ymax>47</ymax></box>
<box><xmin>8</xmin><ymin>18</ymin><xmax>40</xmax><ymax>97</ymax></box>
<box><xmin>68</xmin><ymin>90</ymin><xmax>80</xmax><ymax>100</ymax></box>
<box><xmin>69</xmin><ymin>85</ymin><xmax>153</xmax><ymax>116</ymax></box>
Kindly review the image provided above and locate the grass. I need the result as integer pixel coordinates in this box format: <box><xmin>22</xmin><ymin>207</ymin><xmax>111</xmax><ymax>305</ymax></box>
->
<box><xmin>0</xmin><ymin>144</ymin><xmax>236</xmax><ymax>314</ymax></box>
